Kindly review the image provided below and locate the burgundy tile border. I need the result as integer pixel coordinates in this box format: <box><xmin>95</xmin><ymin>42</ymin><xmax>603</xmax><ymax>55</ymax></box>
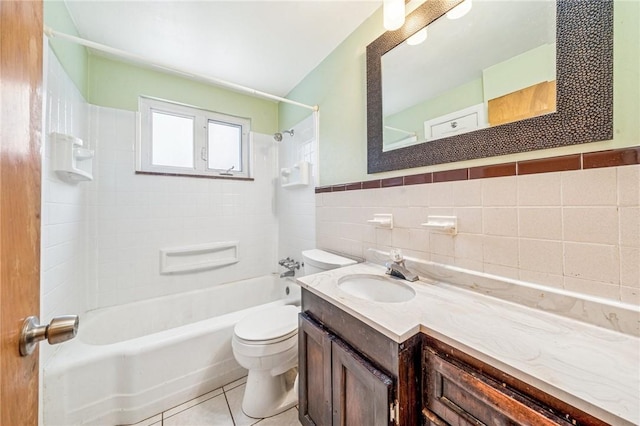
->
<box><xmin>362</xmin><ymin>179</ymin><xmax>381</xmax><ymax>189</ymax></box>
<box><xmin>404</xmin><ymin>173</ymin><xmax>432</xmax><ymax>185</ymax></box>
<box><xmin>381</xmin><ymin>177</ymin><xmax>404</xmax><ymax>188</ymax></box>
<box><xmin>517</xmin><ymin>154</ymin><xmax>581</xmax><ymax>175</ymax></box>
<box><xmin>469</xmin><ymin>163</ymin><xmax>517</xmax><ymax>180</ymax></box>
<box><xmin>583</xmin><ymin>147</ymin><xmax>640</xmax><ymax>169</ymax></box>
<box><xmin>433</xmin><ymin>168</ymin><xmax>468</xmax><ymax>183</ymax></box>
<box><xmin>315</xmin><ymin>147</ymin><xmax>639</xmax><ymax>193</ymax></box>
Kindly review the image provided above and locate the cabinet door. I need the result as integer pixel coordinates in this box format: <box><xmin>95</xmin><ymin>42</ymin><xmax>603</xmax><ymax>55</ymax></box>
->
<box><xmin>332</xmin><ymin>338</ymin><xmax>394</xmax><ymax>426</ymax></box>
<box><xmin>299</xmin><ymin>314</ymin><xmax>333</xmax><ymax>426</ymax></box>
<box><xmin>424</xmin><ymin>348</ymin><xmax>571</xmax><ymax>426</ymax></box>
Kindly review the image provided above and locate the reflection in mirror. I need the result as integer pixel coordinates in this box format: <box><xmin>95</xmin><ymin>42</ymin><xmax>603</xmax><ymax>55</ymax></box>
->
<box><xmin>382</xmin><ymin>0</ymin><xmax>556</xmax><ymax>152</ymax></box>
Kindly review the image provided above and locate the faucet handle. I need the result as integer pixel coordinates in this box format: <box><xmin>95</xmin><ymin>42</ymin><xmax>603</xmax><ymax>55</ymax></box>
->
<box><xmin>390</xmin><ymin>248</ymin><xmax>403</xmax><ymax>263</ymax></box>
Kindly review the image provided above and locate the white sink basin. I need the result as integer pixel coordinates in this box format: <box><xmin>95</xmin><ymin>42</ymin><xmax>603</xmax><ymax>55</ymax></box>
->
<box><xmin>337</xmin><ymin>274</ymin><xmax>416</xmax><ymax>303</ymax></box>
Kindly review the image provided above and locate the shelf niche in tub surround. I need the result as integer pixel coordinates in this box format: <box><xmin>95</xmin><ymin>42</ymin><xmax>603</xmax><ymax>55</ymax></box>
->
<box><xmin>160</xmin><ymin>241</ymin><xmax>239</xmax><ymax>274</ymax></box>
<box><xmin>296</xmin><ymin>257</ymin><xmax>640</xmax><ymax>425</ymax></box>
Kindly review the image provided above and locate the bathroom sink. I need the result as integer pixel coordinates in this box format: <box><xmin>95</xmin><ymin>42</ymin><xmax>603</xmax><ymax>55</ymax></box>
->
<box><xmin>337</xmin><ymin>274</ymin><xmax>416</xmax><ymax>303</ymax></box>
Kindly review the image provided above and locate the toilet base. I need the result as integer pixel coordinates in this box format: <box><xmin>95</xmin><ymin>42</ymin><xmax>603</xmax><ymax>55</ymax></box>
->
<box><xmin>241</xmin><ymin>368</ymin><xmax>298</xmax><ymax>419</ymax></box>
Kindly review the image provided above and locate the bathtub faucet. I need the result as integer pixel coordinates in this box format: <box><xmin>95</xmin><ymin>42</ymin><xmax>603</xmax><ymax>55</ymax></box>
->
<box><xmin>279</xmin><ymin>257</ymin><xmax>301</xmax><ymax>278</ymax></box>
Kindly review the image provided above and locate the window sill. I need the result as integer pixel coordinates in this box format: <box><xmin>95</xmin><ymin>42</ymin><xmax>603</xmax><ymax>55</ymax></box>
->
<box><xmin>135</xmin><ymin>171</ymin><xmax>254</xmax><ymax>181</ymax></box>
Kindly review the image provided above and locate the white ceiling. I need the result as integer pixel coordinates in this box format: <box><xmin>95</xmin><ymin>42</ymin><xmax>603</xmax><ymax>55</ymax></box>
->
<box><xmin>64</xmin><ymin>0</ymin><xmax>381</xmax><ymax>98</ymax></box>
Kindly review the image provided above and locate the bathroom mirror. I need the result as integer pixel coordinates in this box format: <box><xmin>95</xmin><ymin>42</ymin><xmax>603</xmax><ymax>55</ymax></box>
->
<box><xmin>367</xmin><ymin>0</ymin><xmax>613</xmax><ymax>173</ymax></box>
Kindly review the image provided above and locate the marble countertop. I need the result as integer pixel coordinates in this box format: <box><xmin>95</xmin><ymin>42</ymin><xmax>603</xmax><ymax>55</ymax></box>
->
<box><xmin>297</xmin><ymin>262</ymin><xmax>640</xmax><ymax>426</ymax></box>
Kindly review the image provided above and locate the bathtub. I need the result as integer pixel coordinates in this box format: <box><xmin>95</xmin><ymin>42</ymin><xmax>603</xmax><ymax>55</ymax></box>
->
<box><xmin>44</xmin><ymin>274</ymin><xmax>299</xmax><ymax>426</ymax></box>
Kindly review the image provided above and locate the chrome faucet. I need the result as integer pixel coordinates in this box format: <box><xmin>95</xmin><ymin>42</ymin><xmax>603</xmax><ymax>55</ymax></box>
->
<box><xmin>385</xmin><ymin>249</ymin><xmax>419</xmax><ymax>282</ymax></box>
<box><xmin>279</xmin><ymin>257</ymin><xmax>300</xmax><ymax>278</ymax></box>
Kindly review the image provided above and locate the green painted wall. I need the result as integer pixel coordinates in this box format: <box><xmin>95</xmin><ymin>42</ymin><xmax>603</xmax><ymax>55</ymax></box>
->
<box><xmin>483</xmin><ymin>43</ymin><xmax>556</xmax><ymax>101</ymax></box>
<box><xmin>384</xmin><ymin>78</ymin><xmax>483</xmax><ymax>143</ymax></box>
<box><xmin>44</xmin><ymin>1</ymin><xmax>278</xmax><ymax>135</ymax></box>
<box><xmin>281</xmin><ymin>1</ymin><xmax>639</xmax><ymax>186</ymax></box>
<box><xmin>44</xmin><ymin>0</ymin><xmax>89</xmax><ymax>97</ymax></box>
<box><xmin>87</xmin><ymin>56</ymin><xmax>278</xmax><ymax>134</ymax></box>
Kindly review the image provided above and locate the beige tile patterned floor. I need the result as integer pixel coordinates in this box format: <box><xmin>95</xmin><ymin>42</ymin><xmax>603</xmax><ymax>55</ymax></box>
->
<box><xmin>130</xmin><ymin>377</ymin><xmax>302</xmax><ymax>426</ymax></box>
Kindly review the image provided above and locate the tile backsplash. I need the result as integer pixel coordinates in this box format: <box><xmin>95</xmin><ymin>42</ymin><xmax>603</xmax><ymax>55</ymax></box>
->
<box><xmin>316</xmin><ymin>165</ymin><xmax>639</xmax><ymax>304</ymax></box>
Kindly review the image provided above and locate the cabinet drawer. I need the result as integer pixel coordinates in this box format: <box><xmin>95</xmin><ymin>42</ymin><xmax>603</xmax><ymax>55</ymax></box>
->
<box><xmin>423</xmin><ymin>348</ymin><xmax>572</xmax><ymax>426</ymax></box>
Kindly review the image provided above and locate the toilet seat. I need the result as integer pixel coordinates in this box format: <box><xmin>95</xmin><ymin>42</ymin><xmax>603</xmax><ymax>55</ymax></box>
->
<box><xmin>234</xmin><ymin>305</ymin><xmax>299</xmax><ymax>345</ymax></box>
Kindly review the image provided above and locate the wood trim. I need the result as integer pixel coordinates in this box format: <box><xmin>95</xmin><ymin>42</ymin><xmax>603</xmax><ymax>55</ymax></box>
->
<box><xmin>0</xmin><ymin>1</ymin><xmax>43</xmax><ymax>424</ymax></box>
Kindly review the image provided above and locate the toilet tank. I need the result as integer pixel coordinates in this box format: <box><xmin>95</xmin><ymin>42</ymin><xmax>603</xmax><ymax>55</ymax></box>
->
<box><xmin>302</xmin><ymin>249</ymin><xmax>357</xmax><ymax>275</ymax></box>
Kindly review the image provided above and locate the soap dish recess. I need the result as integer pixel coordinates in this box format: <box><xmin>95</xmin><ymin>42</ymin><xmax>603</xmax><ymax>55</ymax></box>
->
<box><xmin>367</xmin><ymin>214</ymin><xmax>393</xmax><ymax>229</ymax></box>
<box><xmin>281</xmin><ymin>161</ymin><xmax>310</xmax><ymax>188</ymax></box>
<box><xmin>421</xmin><ymin>216</ymin><xmax>457</xmax><ymax>235</ymax></box>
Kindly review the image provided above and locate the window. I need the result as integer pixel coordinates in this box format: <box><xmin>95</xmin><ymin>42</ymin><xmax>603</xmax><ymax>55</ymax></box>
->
<box><xmin>138</xmin><ymin>97</ymin><xmax>251</xmax><ymax>178</ymax></box>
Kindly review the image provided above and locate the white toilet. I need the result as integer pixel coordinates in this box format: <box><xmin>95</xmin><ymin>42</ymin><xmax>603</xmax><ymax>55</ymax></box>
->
<box><xmin>231</xmin><ymin>249</ymin><xmax>356</xmax><ymax>418</ymax></box>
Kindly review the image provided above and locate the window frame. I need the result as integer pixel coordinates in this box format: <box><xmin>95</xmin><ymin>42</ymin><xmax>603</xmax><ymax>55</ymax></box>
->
<box><xmin>137</xmin><ymin>96</ymin><xmax>252</xmax><ymax>179</ymax></box>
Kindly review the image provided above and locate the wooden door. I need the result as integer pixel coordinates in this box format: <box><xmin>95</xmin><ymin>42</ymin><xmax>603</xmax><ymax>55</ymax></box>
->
<box><xmin>299</xmin><ymin>314</ymin><xmax>333</xmax><ymax>426</ymax></box>
<box><xmin>0</xmin><ymin>1</ymin><xmax>44</xmax><ymax>425</ymax></box>
<box><xmin>332</xmin><ymin>338</ymin><xmax>393</xmax><ymax>426</ymax></box>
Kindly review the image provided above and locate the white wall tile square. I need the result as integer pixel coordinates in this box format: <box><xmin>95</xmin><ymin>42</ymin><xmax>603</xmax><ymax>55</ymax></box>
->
<box><xmin>482</xmin><ymin>176</ymin><xmax>517</xmax><ymax>206</ymax></box>
<box><xmin>619</xmin><ymin>207</ymin><xmax>639</xmax><ymax>247</ymax></box>
<box><xmin>617</xmin><ymin>165</ymin><xmax>639</xmax><ymax>206</ymax></box>
<box><xmin>518</xmin><ymin>208</ymin><xmax>563</xmax><ymax>240</ymax></box>
<box><xmin>483</xmin><ymin>208</ymin><xmax>518</xmax><ymax>237</ymax></box>
<box><xmin>563</xmin><ymin>207</ymin><xmax>619</xmax><ymax>245</ymax></box>
<box><xmin>562</xmin><ymin>168</ymin><xmax>617</xmax><ymax>206</ymax></box>
<box><xmin>519</xmin><ymin>239</ymin><xmax>564</xmax><ymax>275</ymax></box>
<box><xmin>564</xmin><ymin>242</ymin><xmax>620</xmax><ymax>284</ymax></box>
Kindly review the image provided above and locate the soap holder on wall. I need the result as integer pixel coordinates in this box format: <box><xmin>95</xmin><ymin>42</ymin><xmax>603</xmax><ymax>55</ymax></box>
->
<box><xmin>281</xmin><ymin>161</ymin><xmax>310</xmax><ymax>188</ymax></box>
<box><xmin>367</xmin><ymin>214</ymin><xmax>393</xmax><ymax>229</ymax></box>
<box><xmin>51</xmin><ymin>132</ymin><xmax>94</xmax><ymax>183</ymax></box>
<box><xmin>421</xmin><ymin>216</ymin><xmax>457</xmax><ymax>235</ymax></box>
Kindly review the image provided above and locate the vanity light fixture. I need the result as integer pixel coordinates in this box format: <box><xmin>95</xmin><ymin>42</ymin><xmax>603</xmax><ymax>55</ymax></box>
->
<box><xmin>406</xmin><ymin>27</ymin><xmax>428</xmax><ymax>45</ymax></box>
<box><xmin>446</xmin><ymin>0</ymin><xmax>472</xmax><ymax>20</ymax></box>
<box><xmin>383</xmin><ymin>0</ymin><xmax>405</xmax><ymax>31</ymax></box>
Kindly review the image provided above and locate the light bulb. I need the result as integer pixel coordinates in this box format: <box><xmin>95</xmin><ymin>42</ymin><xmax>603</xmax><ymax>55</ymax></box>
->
<box><xmin>446</xmin><ymin>0</ymin><xmax>472</xmax><ymax>20</ymax></box>
<box><xmin>383</xmin><ymin>0</ymin><xmax>405</xmax><ymax>31</ymax></box>
<box><xmin>406</xmin><ymin>28</ymin><xmax>427</xmax><ymax>46</ymax></box>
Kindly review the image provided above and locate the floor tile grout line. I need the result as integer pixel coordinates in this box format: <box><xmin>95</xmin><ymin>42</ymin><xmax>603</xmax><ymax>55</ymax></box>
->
<box><xmin>223</xmin><ymin>387</ymin><xmax>238</xmax><ymax>426</ymax></box>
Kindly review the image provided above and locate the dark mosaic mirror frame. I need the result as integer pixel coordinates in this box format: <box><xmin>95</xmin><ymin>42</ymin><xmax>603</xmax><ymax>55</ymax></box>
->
<box><xmin>367</xmin><ymin>0</ymin><xmax>613</xmax><ymax>174</ymax></box>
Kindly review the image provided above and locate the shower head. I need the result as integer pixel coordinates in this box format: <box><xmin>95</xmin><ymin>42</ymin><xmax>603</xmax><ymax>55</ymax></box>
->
<box><xmin>273</xmin><ymin>129</ymin><xmax>294</xmax><ymax>142</ymax></box>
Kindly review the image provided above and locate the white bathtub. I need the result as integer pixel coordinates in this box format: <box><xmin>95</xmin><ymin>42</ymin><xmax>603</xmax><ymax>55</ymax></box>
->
<box><xmin>44</xmin><ymin>274</ymin><xmax>299</xmax><ymax>426</ymax></box>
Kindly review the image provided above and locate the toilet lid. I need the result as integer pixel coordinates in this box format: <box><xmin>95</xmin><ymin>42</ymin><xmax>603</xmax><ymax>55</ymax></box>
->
<box><xmin>234</xmin><ymin>305</ymin><xmax>300</xmax><ymax>342</ymax></box>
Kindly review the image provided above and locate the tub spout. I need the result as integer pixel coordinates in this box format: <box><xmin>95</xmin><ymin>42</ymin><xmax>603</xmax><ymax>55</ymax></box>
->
<box><xmin>280</xmin><ymin>270</ymin><xmax>295</xmax><ymax>278</ymax></box>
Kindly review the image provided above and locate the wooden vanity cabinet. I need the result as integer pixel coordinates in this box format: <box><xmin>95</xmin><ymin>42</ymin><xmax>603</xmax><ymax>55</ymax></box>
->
<box><xmin>299</xmin><ymin>290</ymin><xmax>422</xmax><ymax>426</ymax></box>
<box><xmin>299</xmin><ymin>314</ymin><xmax>394</xmax><ymax>426</ymax></box>
<box><xmin>299</xmin><ymin>289</ymin><xmax>609</xmax><ymax>426</ymax></box>
<box><xmin>422</xmin><ymin>337</ymin><xmax>609</xmax><ymax>426</ymax></box>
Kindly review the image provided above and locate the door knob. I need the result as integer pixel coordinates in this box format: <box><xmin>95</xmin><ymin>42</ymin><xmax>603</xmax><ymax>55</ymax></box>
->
<box><xmin>19</xmin><ymin>315</ymin><xmax>79</xmax><ymax>356</ymax></box>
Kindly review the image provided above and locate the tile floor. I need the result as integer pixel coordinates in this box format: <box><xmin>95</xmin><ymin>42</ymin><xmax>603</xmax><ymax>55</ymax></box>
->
<box><xmin>130</xmin><ymin>377</ymin><xmax>302</xmax><ymax>426</ymax></box>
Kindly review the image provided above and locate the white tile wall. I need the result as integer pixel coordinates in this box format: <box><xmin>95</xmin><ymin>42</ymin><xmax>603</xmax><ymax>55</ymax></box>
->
<box><xmin>41</xmin><ymin>45</ymin><xmax>90</xmax><ymax>367</ymax></box>
<box><xmin>316</xmin><ymin>165</ymin><xmax>640</xmax><ymax>304</ymax></box>
<box><xmin>84</xmin><ymin>107</ymin><xmax>279</xmax><ymax>309</ymax></box>
<box><xmin>277</xmin><ymin>113</ymin><xmax>317</xmax><ymax>269</ymax></box>
<box><xmin>41</xmin><ymin>45</ymin><xmax>286</xmax><ymax>316</ymax></box>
